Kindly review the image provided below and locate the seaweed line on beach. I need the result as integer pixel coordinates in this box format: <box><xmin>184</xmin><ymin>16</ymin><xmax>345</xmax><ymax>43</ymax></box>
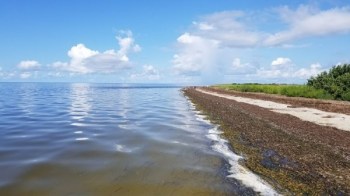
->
<box><xmin>183</xmin><ymin>87</ymin><xmax>350</xmax><ymax>195</ymax></box>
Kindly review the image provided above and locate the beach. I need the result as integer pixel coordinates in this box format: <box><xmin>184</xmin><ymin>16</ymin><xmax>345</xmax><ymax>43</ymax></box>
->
<box><xmin>184</xmin><ymin>87</ymin><xmax>350</xmax><ymax>195</ymax></box>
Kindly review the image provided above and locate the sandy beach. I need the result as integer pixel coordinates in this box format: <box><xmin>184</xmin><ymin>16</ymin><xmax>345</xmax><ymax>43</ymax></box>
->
<box><xmin>197</xmin><ymin>88</ymin><xmax>350</xmax><ymax>132</ymax></box>
<box><xmin>184</xmin><ymin>87</ymin><xmax>350</xmax><ymax>195</ymax></box>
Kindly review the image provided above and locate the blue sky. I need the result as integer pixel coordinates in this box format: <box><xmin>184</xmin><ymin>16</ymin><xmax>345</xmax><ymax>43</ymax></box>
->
<box><xmin>1</xmin><ymin>0</ymin><xmax>350</xmax><ymax>84</ymax></box>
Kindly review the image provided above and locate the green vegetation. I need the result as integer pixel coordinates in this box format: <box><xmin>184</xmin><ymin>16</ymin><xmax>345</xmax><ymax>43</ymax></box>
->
<box><xmin>215</xmin><ymin>83</ymin><xmax>333</xmax><ymax>100</ymax></box>
<box><xmin>307</xmin><ymin>64</ymin><xmax>350</xmax><ymax>101</ymax></box>
<box><xmin>215</xmin><ymin>64</ymin><xmax>350</xmax><ymax>101</ymax></box>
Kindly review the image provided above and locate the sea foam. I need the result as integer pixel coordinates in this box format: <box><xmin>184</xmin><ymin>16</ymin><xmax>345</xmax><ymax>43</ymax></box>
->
<box><xmin>190</xmin><ymin>102</ymin><xmax>279</xmax><ymax>195</ymax></box>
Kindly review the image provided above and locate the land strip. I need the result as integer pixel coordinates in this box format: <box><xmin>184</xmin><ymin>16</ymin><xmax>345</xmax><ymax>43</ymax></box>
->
<box><xmin>211</xmin><ymin>86</ymin><xmax>350</xmax><ymax>115</ymax></box>
<box><xmin>197</xmin><ymin>88</ymin><xmax>350</xmax><ymax>132</ymax></box>
<box><xmin>183</xmin><ymin>87</ymin><xmax>350</xmax><ymax>195</ymax></box>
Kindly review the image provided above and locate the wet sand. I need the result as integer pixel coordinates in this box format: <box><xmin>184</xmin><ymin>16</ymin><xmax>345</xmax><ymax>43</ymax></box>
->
<box><xmin>183</xmin><ymin>87</ymin><xmax>350</xmax><ymax>195</ymax></box>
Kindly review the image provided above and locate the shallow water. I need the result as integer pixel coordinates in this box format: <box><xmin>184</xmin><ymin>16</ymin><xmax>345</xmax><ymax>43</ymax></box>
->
<box><xmin>0</xmin><ymin>83</ymin><xmax>274</xmax><ymax>195</ymax></box>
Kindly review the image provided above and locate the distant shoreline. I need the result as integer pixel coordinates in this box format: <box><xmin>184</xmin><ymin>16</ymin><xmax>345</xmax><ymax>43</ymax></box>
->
<box><xmin>183</xmin><ymin>86</ymin><xmax>350</xmax><ymax>195</ymax></box>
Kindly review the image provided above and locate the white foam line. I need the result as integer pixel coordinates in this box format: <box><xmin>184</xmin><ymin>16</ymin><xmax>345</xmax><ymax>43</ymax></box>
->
<box><xmin>206</xmin><ymin>126</ymin><xmax>279</xmax><ymax>196</ymax></box>
<box><xmin>197</xmin><ymin>89</ymin><xmax>350</xmax><ymax>132</ymax></box>
<box><xmin>196</xmin><ymin>115</ymin><xmax>211</xmax><ymax>124</ymax></box>
<box><xmin>186</xmin><ymin>98</ymin><xmax>212</xmax><ymax>125</ymax></box>
<box><xmin>191</xmin><ymin>108</ymin><xmax>279</xmax><ymax>195</ymax></box>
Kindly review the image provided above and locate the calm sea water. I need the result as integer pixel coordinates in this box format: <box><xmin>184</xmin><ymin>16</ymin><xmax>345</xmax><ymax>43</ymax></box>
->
<box><xmin>0</xmin><ymin>83</ymin><xmax>274</xmax><ymax>195</ymax></box>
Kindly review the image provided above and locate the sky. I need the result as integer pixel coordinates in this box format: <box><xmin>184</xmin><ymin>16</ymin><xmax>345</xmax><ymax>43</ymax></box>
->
<box><xmin>1</xmin><ymin>0</ymin><xmax>350</xmax><ymax>84</ymax></box>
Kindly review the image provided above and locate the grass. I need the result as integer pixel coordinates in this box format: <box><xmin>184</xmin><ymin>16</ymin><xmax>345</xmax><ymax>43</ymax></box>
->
<box><xmin>215</xmin><ymin>83</ymin><xmax>333</xmax><ymax>100</ymax></box>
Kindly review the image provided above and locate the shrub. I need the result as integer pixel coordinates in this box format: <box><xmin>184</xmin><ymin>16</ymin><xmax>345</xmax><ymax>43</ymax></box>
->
<box><xmin>307</xmin><ymin>64</ymin><xmax>350</xmax><ymax>101</ymax></box>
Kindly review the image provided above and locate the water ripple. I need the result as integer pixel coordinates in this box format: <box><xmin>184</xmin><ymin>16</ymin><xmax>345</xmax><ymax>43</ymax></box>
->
<box><xmin>0</xmin><ymin>83</ymin><xmax>272</xmax><ymax>195</ymax></box>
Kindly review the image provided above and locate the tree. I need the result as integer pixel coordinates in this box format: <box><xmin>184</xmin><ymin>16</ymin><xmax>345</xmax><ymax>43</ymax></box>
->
<box><xmin>307</xmin><ymin>64</ymin><xmax>350</xmax><ymax>101</ymax></box>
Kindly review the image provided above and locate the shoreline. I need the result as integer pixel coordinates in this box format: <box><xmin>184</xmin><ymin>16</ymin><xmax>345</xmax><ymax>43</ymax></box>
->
<box><xmin>183</xmin><ymin>87</ymin><xmax>350</xmax><ymax>195</ymax></box>
<box><xmin>197</xmin><ymin>88</ymin><xmax>350</xmax><ymax>132</ymax></box>
<box><xmin>209</xmin><ymin>86</ymin><xmax>350</xmax><ymax>115</ymax></box>
<box><xmin>189</xmin><ymin>99</ymin><xmax>278</xmax><ymax>195</ymax></box>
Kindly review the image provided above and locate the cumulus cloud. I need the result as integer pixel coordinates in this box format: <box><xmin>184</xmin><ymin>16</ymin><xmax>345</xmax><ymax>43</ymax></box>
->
<box><xmin>271</xmin><ymin>57</ymin><xmax>292</xmax><ymax>68</ymax></box>
<box><xmin>265</xmin><ymin>5</ymin><xmax>350</xmax><ymax>45</ymax></box>
<box><xmin>193</xmin><ymin>11</ymin><xmax>262</xmax><ymax>47</ymax></box>
<box><xmin>116</xmin><ymin>30</ymin><xmax>142</xmax><ymax>60</ymax></box>
<box><xmin>194</xmin><ymin>22</ymin><xmax>214</xmax><ymax>31</ymax></box>
<box><xmin>171</xmin><ymin>5</ymin><xmax>350</xmax><ymax>83</ymax></box>
<box><xmin>257</xmin><ymin>58</ymin><xmax>324</xmax><ymax>79</ymax></box>
<box><xmin>173</xmin><ymin>6</ymin><xmax>350</xmax><ymax>52</ymax></box>
<box><xmin>257</xmin><ymin>69</ymin><xmax>291</xmax><ymax>79</ymax></box>
<box><xmin>172</xmin><ymin>33</ymin><xmax>219</xmax><ymax>75</ymax></box>
<box><xmin>293</xmin><ymin>63</ymin><xmax>324</xmax><ymax>78</ymax></box>
<box><xmin>171</xmin><ymin>12</ymin><xmax>259</xmax><ymax>79</ymax></box>
<box><xmin>51</xmin><ymin>30</ymin><xmax>140</xmax><ymax>74</ymax></box>
<box><xmin>257</xmin><ymin>57</ymin><xmax>295</xmax><ymax>78</ymax></box>
<box><xmin>17</xmin><ymin>60</ymin><xmax>41</xmax><ymax>70</ymax></box>
<box><xmin>130</xmin><ymin>65</ymin><xmax>160</xmax><ymax>80</ymax></box>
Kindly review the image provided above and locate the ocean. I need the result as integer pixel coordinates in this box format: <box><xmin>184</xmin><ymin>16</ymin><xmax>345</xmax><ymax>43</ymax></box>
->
<box><xmin>0</xmin><ymin>83</ymin><xmax>275</xmax><ymax>195</ymax></box>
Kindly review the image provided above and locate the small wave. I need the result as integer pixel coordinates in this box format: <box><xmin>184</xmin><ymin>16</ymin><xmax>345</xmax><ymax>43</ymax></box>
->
<box><xmin>71</xmin><ymin>122</ymin><xmax>87</xmax><ymax>127</ymax></box>
<box><xmin>208</xmin><ymin>128</ymin><xmax>223</xmax><ymax>134</ymax></box>
<box><xmin>171</xmin><ymin>140</ymin><xmax>189</xmax><ymax>146</ymax></box>
<box><xmin>206</xmin><ymin>126</ymin><xmax>279</xmax><ymax>196</ymax></box>
<box><xmin>75</xmin><ymin>137</ymin><xmax>89</xmax><ymax>141</ymax></box>
<box><xmin>115</xmin><ymin>144</ymin><xmax>133</xmax><ymax>153</ymax></box>
<box><xmin>195</xmin><ymin>114</ymin><xmax>211</xmax><ymax>124</ymax></box>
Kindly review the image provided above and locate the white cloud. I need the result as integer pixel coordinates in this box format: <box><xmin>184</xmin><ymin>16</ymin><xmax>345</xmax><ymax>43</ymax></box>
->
<box><xmin>232</xmin><ymin>58</ymin><xmax>244</xmax><ymax>68</ymax></box>
<box><xmin>193</xmin><ymin>11</ymin><xmax>262</xmax><ymax>47</ymax></box>
<box><xmin>133</xmin><ymin>44</ymin><xmax>142</xmax><ymax>52</ymax></box>
<box><xmin>256</xmin><ymin>69</ymin><xmax>284</xmax><ymax>78</ymax></box>
<box><xmin>265</xmin><ymin>5</ymin><xmax>350</xmax><ymax>45</ymax></box>
<box><xmin>257</xmin><ymin>58</ymin><xmax>324</xmax><ymax>79</ymax></box>
<box><xmin>17</xmin><ymin>60</ymin><xmax>41</xmax><ymax>70</ymax></box>
<box><xmin>194</xmin><ymin>22</ymin><xmax>215</xmax><ymax>30</ymax></box>
<box><xmin>171</xmin><ymin>12</ymin><xmax>261</xmax><ymax>82</ymax></box>
<box><xmin>257</xmin><ymin>57</ymin><xmax>294</xmax><ymax>78</ymax></box>
<box><xmin>271</xmin><ymin>57</ymin><xmax>291</xmax><ymax>66</ymax></box>
<box><xmin>8</xmin><ymin>72</ymin><xmax>16</xmax><ymax>79</ymax></box>
<box><xmin>116</xmin><ymin>30</ymin><xmax>141</xmax><ymax>61</ymax></box>
<box><xmin>68</xmin><ymin>44</ymin><xmax>98</xmax><ymax>61</ymax></box>
<box><xmin>51</xmin><ymin>30</ymin><xmax>140</xmax><ymax>74</ymax></box>
<box><xmin>271</xmin><ymin>57</ymin><xmax>292</xmax><ymax>68</ymax></box>
<box><xmin>280</xmin><ymin>43</ymin><xmax>310</xmax><ymax>49</ymax></box>
<box><xmin>171</xmin><ymin>6</ymin><xmax>350</xmax><ymax>83</ymax></box>
<box><xmin>229</xmin><ymin>58</ymin><xmax>257</xmax><ymax>75</ymax></box>
<box><xmin>47</xmin><ymin>72</ymin><xmax>63</xmax><ymax>77</ymax></box>
<box><xmin>175</xmin><ymin>6</ymin><xmax>350</xmax><ymax>51</ymax></box>
<box><xmin>143</xmin><ymin>65</ymin><xmax>159</xmax><ymax>76</ymax></box>
<box><xmin>20</xmin><ymin>72</ymin><xmax>31</xmax><ymax>79</ymax></box>
<box><xmin>130</xmin><ymin>65</ymin><xmax>160</xmax><ymax>80</ymax></box>
<box><xmin>293</xmin><ymin>63</ymin><xmax>324</xmax><ymax>78</ymax></box>
<box><xmin>172</xmin><ymin>33</ymin><xmax>219</xmax><ymax>75</ymax></box>
<box><xmin>0</xmin><ymin>71</ymin><xmax>16</xmax><ymax>79</ymax></box>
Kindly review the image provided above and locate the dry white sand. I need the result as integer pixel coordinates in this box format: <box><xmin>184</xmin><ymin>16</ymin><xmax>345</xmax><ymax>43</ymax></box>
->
<box><xmin>196</xmin><ymin>88</ymin><xmax>350</xmax><ymax>132</ymax></box>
